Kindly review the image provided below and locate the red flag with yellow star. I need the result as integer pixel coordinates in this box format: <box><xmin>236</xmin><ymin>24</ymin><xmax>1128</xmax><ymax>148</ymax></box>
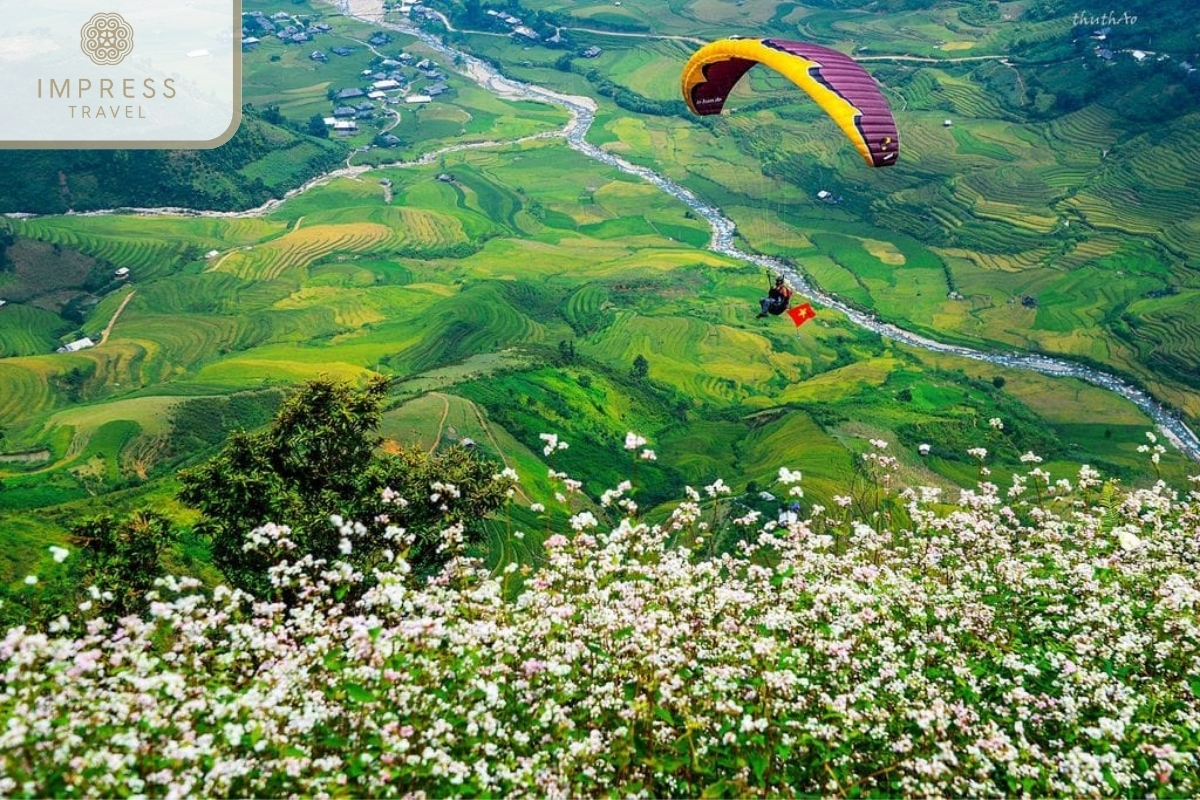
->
<box><xmin>787</xmin><ymin>302</ymin><xmax>816</xmax><ymax>327</ymax></box>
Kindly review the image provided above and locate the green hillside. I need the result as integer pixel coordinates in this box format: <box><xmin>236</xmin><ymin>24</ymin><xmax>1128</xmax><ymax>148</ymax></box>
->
<box><xmin>0</xmin><ymin>138</ymin><xmax>1187</xmax><ymax>584</ymax></box>
<box><xmin>0</xmin><ymin>109</ymin><xmax>345</xmax><ymax>214</ymax></box>
<box><xmin>2</xmin><ymin>0</ymin><xmax>1198</xmax><ymax>584</ymax></box>
<box><xmin>446</xmin><ymin>0</ymin><xmax>1200</xmax><ymax>422</ymax></box>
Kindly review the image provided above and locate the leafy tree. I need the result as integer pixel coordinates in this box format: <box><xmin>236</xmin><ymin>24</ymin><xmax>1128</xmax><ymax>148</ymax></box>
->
<box><xmin>178</xmin><ymin>377</ymin><xmax>513</xmax><ymax>597</ymax></box>
<box><xmin>307</xmin><ymin>114</ymin><xmax>330</xmax><ymax>139</ymax></box>
<box><xmin>631</xmin><ymin>354</ymin><xmax>649</xmax><ymax>379</ymax></box>
<box><xmin>0</xmin><ymin>509</ymin><xmax>180</xmax><ymax>630</ymax></box>
<box><xmin>69</xmin><ymin>510</ymin><xmax>178</xmax><ymax>619</ymax></box>
<box><xmin>260</xmin><ymin>105</ymin><xmax>286</xmax><ymax>126</ymax></box>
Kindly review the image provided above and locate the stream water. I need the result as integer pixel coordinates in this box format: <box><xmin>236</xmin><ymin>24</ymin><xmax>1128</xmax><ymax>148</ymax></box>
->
<box><xmin>374</xmin><ymin>14</ymin><xmax>1200</xmax><ymax>462</ymax></box>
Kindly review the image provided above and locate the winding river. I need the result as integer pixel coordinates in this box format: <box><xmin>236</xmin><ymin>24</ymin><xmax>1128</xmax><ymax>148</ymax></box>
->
<box><xmin>10</xmin><ymin>5</ymin><xmax>1199</xmax><ymax>462</ymax></box>
<box><xmin>358</xmin><ymin>11</ymin><xmax>1200</xmax><ymax>463</ymax></box>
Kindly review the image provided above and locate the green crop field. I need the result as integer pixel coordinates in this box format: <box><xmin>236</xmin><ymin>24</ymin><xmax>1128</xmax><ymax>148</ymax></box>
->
<box><xmin>467</xmin><ymin>0</ymin><xmax>1200</xmax><ymax>424</ymax></box>
<box><xmin>1</xmin><ymin>0</ymin><xmax>1197</xmax><ymax>584</ymax></box>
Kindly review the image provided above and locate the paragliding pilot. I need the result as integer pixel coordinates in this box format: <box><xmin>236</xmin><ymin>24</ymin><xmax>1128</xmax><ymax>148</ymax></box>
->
<box><xmin>757</xmin><ymin>273</ymin><xmax>793</xmax><ymax>318</ymax></box>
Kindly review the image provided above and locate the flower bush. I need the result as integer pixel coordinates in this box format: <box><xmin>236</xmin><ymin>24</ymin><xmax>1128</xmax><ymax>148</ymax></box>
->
<box><xmin>2</xmin><ymin>438</ymin><xmax>1199</xmax><ymax>797</ymax></box>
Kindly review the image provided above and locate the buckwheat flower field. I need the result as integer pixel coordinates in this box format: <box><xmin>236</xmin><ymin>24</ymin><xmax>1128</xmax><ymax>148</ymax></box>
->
<box><xmin>2</xmin><ymin>438</ymin><xmax>1198</xmax><ymax>797</ymax></box>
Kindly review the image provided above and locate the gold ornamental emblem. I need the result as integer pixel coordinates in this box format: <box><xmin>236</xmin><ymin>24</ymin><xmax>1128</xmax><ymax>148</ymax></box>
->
<box><xmin>80</xmin><ymin>12</ymin><xmax>134</xmax><ymax>65</ymax></box>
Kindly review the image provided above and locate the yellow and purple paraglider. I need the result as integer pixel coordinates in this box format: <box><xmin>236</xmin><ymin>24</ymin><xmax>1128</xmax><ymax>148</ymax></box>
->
<box><xmin>681</xmin><ymin>38</ymin><xmax>899</xmax><ymax>168</ymax></box>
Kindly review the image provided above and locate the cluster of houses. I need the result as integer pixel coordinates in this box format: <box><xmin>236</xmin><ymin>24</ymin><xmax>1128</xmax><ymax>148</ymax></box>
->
<box><xmin>483</xmin><ymin>8</ymin><xmax>539</xmax><ymax>41</ymax></box>
<box><xmin>242</xmin><ymin>11</ymin><xmax>332</xmax><ymax>49</ymax></box>
<box><xmin>1084</xmin><ymin>25</ymin><xmax>1188</xmax><ymax>69</ymax></box>
<box><xmin>322</xmin><ymin>53</ymin><xmax>449</xmax><ymax>138</ymax></box>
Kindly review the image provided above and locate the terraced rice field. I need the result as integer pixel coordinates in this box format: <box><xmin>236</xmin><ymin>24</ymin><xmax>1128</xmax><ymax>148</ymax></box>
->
<box><xmin>0</xmin><ymin>306</ymin><xmax>63</xmax><ymax>357</ymax></box>
<box><xmin>4</xmin><ymin>8</ymin><xmax>1199</xmax><ymax>561</ymax></box>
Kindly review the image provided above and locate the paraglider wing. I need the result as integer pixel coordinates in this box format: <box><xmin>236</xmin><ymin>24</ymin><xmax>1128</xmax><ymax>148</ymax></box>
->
<box><xmin>787</xmin><ymin>302</ymin><xmax>816</xmax><ymax>327</ymax></box>
<box><xmin>681</xmin><ymin>38</ymin><xmax>898</xmax><ymax>167</ymax></box>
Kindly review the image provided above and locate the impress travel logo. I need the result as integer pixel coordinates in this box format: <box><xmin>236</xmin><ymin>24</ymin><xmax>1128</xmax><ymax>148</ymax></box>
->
<box><xmin>0</xmin><ymin>0</ymin><xmax>240</xmax><ymax>148</ymax></box>
<box><xmin>80</xmin><ymin>12</ymin><xmax>135</xmax><ymax>65</ymax></box>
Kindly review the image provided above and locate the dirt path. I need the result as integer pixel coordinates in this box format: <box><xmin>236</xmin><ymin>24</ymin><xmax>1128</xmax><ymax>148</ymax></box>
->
<box><xmin>428</xmin><ymin>391</ymin><xmax>451</xmax><ymax>453</ymax></box>
<box><xmin>99</xmin><ymin>288</ymin><xmax>136</xmax><ymax>345</ymax></box>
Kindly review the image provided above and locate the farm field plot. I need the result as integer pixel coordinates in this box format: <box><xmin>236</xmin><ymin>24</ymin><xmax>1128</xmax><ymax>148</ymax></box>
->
<box><xmin>585</xmin><ymin>49</ymin><xmax>1200</xmax><ymax>427</ymax></box>
<box><xmin>3</xmin><ymin>0</ymin><xmax>1198</xmax><ymax>577</ymax></box>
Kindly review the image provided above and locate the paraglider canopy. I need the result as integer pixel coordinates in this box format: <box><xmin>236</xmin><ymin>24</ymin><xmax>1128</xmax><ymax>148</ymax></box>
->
<box><xmin>681</xmin><ymin>38</ymin><xmax>899</xmax><ymax>168</ymax></box>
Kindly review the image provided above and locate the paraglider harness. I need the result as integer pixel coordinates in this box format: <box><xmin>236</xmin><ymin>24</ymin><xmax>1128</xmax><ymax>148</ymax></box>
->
<box><xmin>765</xmin><ymin>274</ymin><xmax>793</xmax><ymax>316</ymax></box>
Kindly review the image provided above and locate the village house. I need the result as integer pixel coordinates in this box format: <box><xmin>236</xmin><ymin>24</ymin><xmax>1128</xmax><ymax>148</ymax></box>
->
<box><xmin>242</xmin><ymin>11</ymin><xmax>275</xmax><ymax>33</ymax></box>
<box><xmin>333</xmin><ymin>106</ymin><xmax>357</xmax><ymax>117</ymax></box>
<box><xmin>57</xmin><ymin>337</ymin><xmax>96</xmax><ymax>354</ymax></box>
<box><xmin>331</xmin><ymin>46</ymin><xmax>354</xmax><ymax>57</ymax></box>
<box><xmin>310</xmin><ymin>50</ymin><xmax>328</xmax><ymax>61</ymax></box>
<box><xmin>336</xmin><ymin>87</ymin><xmax>365</xmax><ymax>100</ymax></box>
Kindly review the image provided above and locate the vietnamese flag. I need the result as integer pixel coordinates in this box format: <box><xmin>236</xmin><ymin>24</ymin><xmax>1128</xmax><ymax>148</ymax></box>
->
<box><xmin>787</xmin><ymin>302</ymin><xmax>816</xmax><ymax>327</ymax></box>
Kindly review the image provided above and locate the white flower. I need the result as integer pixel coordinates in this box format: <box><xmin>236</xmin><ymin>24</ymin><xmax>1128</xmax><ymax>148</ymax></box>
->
<box><xmin>540</xmin><ymin>433</ymin><xmax>568</xmax><ymax>456</ymax></box>
<box><xmin>530</xmin><ymin>503</ymin><xmax>545</xmax><ymax>513</ymax></box>
<box><xmin>777</xmin><ymin>467</ymin><xmax>802</xmax><ymax>484</ymax></box>
<box><xmin>705</xmin><ymin>478</ymin><xmax>731</xmax><ymax>497</ymax></box>
<box><xmin>968</xmin><ymin>447</ymin><xmax>988</xmax><ymax>461</ymax></box>
<box><xmin>639</xmin><ymin>449</ymin><xmax>657</xmax><ymax>461</ymax></box>
<box><xmin>869</xmin><ymin>438</ymin><xmax>888</xmax><ymax>450</ymax></box>
<box><xmin>569</xmin><ymin>511</ymin><xmax>598</xmax><ymax>531</ymax></box>
<box><xmin>1020</xmin><ymin>451</ymin><xmax>1043</xmax><ymax>464</ymax></box>
<box><xmin>49</xmin><ymin>546</ymin><xmax>70</xmax><ymax>563</ymax></box>
<box><xmin>989</xmin><ymin>417</ymin><xmax>1004</xmax><ymax>430</ymax></box>
<box><xmin>1117</xmin><ymin>527</ymin><xmax>1142</xmax><ymax>552</ymax></box>
<box><xmin>339</xmin><ymin>538</ymin><xmax>353</xmax><ymax>555</ymax></box>
<box><xmin>23</xmin><ymin>575</ymin><xmax>37</xmax><ymax>586</ymax></box>
<box><xmin>624</xmin><ymin>432</ymin><xmax>647</xmax><ymax>451</ymax></box>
